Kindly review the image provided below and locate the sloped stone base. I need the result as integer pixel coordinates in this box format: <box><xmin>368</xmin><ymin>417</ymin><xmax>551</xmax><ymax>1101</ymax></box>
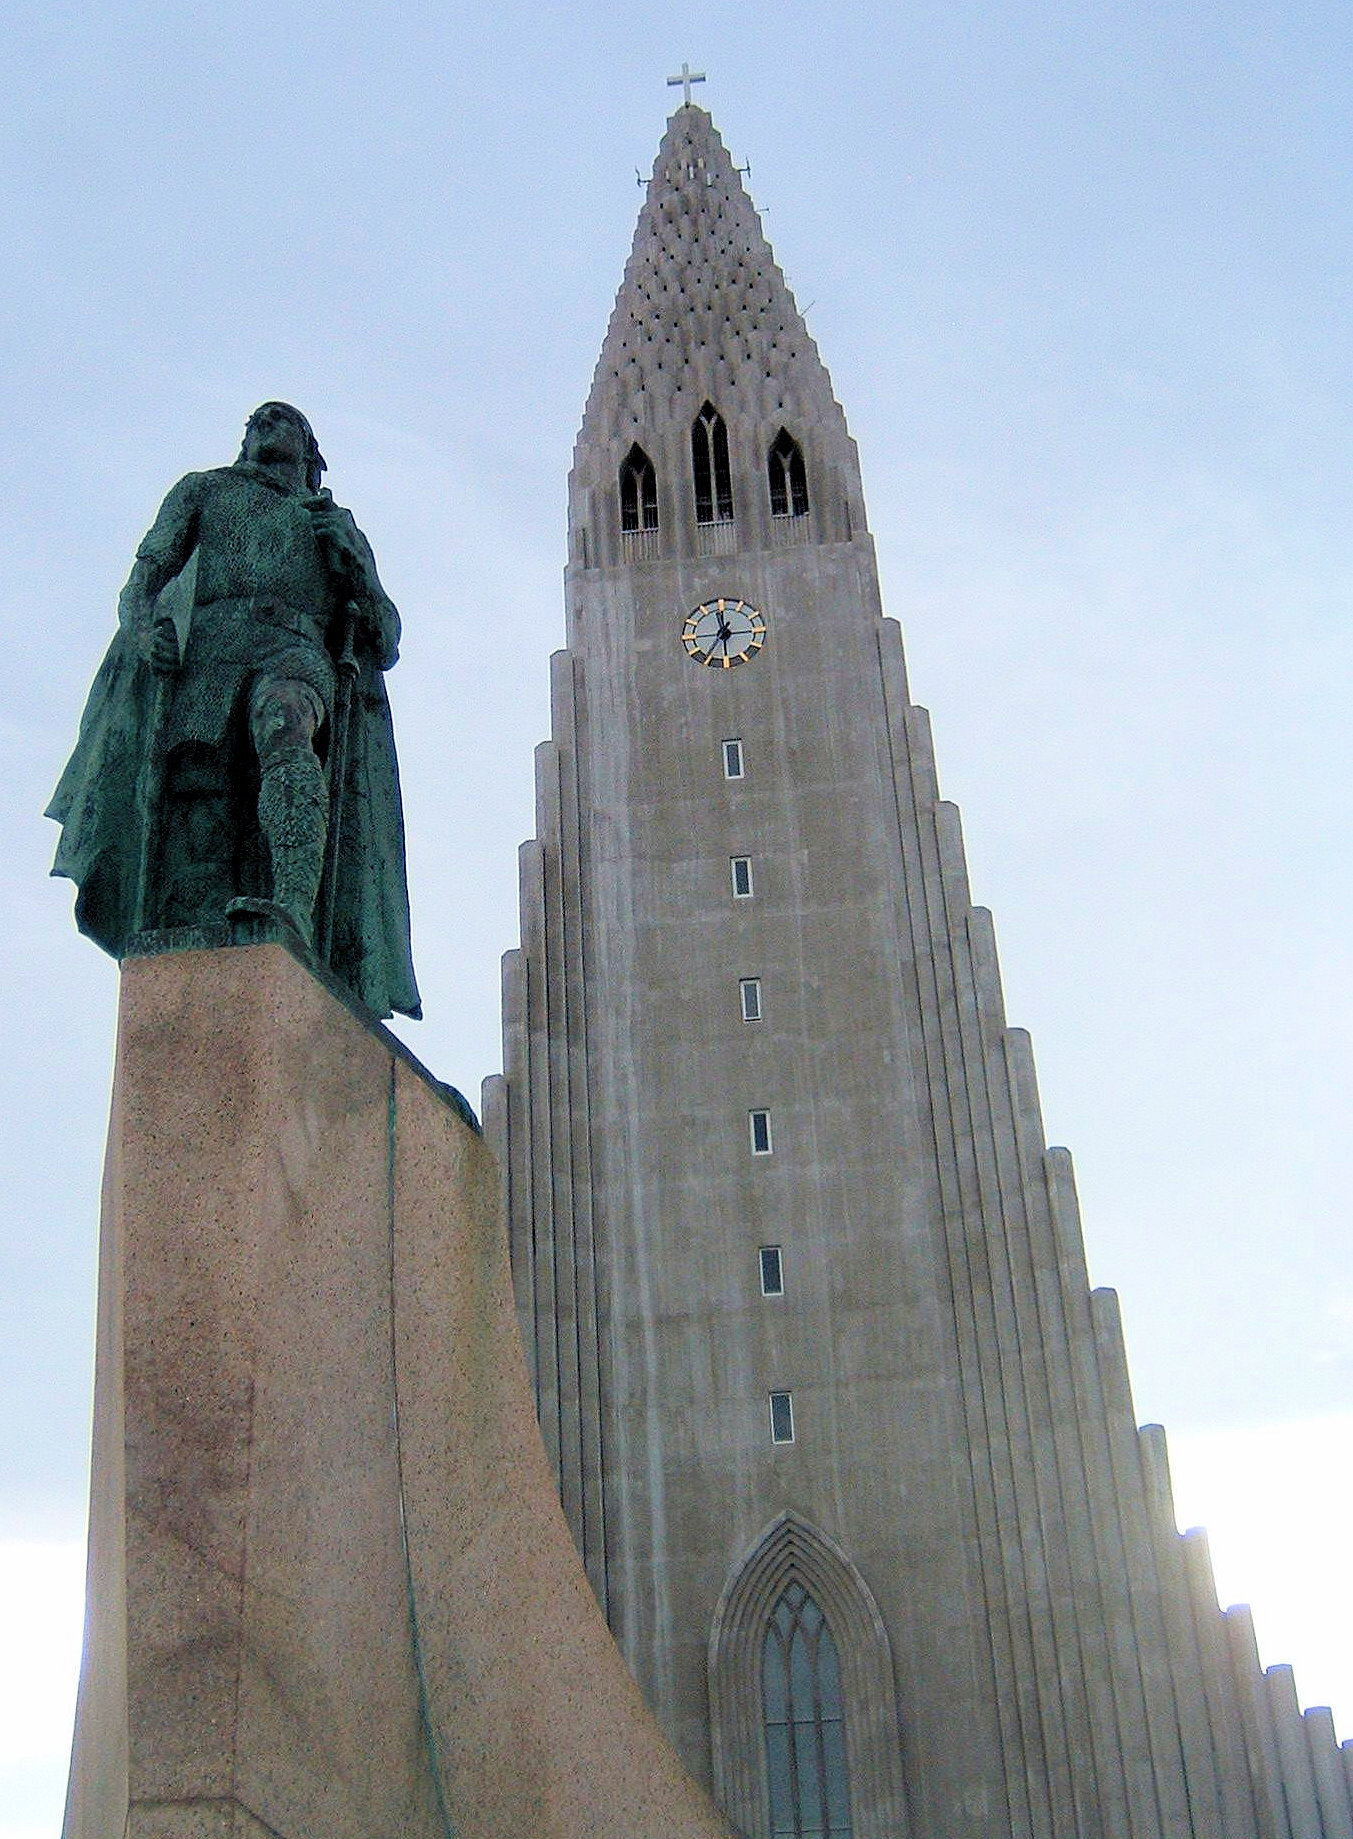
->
<box><xmin>63</xmin><ymin>942</ymin><xmax>733</xmax><ymax>1839</ymax></box>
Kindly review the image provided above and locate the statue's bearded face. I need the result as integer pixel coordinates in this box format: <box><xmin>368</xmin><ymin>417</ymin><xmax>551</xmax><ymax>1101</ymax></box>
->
<box><xmin>243</xmin><ymin>404</ymin><xmax>310</xmax><ymax>472</ymax></box>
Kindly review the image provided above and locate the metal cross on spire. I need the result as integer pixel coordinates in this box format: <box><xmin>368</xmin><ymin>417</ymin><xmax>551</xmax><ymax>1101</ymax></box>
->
<box><xmin>667</xmin><ymin>62</ymin><xmax>706</xmax><ymax>107</ymax></box>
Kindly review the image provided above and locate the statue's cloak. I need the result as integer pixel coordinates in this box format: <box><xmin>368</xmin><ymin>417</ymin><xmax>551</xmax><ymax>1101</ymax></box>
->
<box><xmin>47</xmin><ymin>568</ymin><xmax>422</xmax><ymax>1024</ymax></box>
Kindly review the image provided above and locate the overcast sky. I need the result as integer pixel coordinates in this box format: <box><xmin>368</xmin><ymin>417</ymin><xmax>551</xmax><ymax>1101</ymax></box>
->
<box><xmin>3</xmin><ymin>2</ymin><xmax>1350</xmax><ymax>1831</ymax></box>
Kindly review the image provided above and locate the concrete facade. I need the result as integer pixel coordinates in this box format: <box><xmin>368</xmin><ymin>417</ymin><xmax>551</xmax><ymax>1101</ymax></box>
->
<box><xmin>64</xmin><ymin>942</ymin><xmax>734</xmax><ymax>1839</ymax></box>
<box><xmin>489</xmin><ymin>106</ymin><xmax>1350</xmax><ymax>1837</ymax></box>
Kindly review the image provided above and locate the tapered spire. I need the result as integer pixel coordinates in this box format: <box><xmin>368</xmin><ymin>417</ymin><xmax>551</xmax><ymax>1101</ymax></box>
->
<box><xmin>571</xmin><ymin>106</ymin><xmax>865</xmax><ymax>565</ymax></box>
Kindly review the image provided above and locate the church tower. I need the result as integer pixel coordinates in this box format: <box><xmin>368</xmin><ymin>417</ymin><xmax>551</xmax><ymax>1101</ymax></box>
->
<box><xmin>486</xmin><ymin>103</ymin><xmax>1339</xmax><ymax>1839</ymax></box>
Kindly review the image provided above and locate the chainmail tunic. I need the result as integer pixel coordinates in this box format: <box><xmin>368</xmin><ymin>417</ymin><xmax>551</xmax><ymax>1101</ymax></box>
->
<box><xmin>127</xmin><ymin>464</ymin><xmax>344</xmax><ymax>748</ymax></box>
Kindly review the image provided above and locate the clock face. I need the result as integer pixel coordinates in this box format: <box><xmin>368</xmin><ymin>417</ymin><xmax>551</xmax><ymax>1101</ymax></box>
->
<box><xmin>681</xmin><ymin>597</ymin><xmax>767</xmax><ymax>668</ymax></box>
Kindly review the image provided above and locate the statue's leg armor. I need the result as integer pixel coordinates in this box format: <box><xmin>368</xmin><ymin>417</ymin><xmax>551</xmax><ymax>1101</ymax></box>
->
<box><xmin>250</xmin><ymin>678</ymin><xmax>328</xmax><ymax>946</ymax></box>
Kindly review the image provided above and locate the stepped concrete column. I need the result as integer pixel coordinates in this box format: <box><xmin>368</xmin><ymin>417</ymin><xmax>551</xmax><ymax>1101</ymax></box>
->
<box><xmin>1266</xmin><ymin>1666</ymin><xmax>1322</xmax><ymax>1839</ymax></box>
<box><xmin>1305</xmin><ymin>1708</ymin><xmax>1353</xmax><ymax>1839</ymax></box>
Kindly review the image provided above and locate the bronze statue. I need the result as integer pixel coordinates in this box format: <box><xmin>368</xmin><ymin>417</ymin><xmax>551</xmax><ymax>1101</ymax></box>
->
<box><xmin>47</xmin><ymin>403</ymin><xmax>421</xmax><ymax>1020</ymax></box>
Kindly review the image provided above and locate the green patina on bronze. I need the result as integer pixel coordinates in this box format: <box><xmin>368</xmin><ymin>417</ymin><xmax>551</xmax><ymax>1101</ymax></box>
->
<box><xmin>47</xmin><ymin>403</ymin><xmax>422</xmax><ymax>1022</ymax></box>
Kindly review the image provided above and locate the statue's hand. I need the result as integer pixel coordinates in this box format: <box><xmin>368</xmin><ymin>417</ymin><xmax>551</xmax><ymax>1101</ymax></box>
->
<box><xmin>140</xmin><ymin>616</ymin><xmax>181</xmax><ymax>675</ymax></box>
<box><xmin>308</xmin><ymin>499</ymin><xmax>365</xmax><ymax>588</ymax></box>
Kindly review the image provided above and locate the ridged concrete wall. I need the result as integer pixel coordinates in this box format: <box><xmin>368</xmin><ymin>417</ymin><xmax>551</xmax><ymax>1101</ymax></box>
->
<box><xmin>488</xmin><ymin>104</ymin><xmax>1341</xmax><ymax>1839</ymax></box>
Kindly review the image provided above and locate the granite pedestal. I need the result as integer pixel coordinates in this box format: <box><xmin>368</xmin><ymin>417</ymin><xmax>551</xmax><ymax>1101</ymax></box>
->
<box><xmin>63</xmin><ymin>942</ymin><xmax>733</xmax><ymax>1839</ymax></box>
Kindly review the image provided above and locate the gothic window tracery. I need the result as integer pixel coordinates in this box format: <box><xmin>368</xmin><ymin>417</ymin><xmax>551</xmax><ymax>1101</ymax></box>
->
<box><xmin>693</xmin><ymin>401</ymin><xmax>734</xmax><ymax>524</ymax></box>
<box><xmin>620</xmin><ymin>443</ymin><xmax>658</xmax><ymax>532</ymax></box>
<box><xmin>708</xmin><ymin>1513</ymin><xmax>909</xmax><ymax>1839</ymax></box>
<box><xmin>762</xmin><ymin>1584</ymin><xmax>852</xmax><ymax>1837</ymax></box>
<box><xmin>769</xmin><ymin>430</ymin><xmax>809</xmax><ymax>518</ymax></box>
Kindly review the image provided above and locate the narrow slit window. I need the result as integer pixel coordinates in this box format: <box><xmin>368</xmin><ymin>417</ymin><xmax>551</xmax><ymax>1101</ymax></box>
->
<box><xmin>768</xmin><ymin>429</ymin><xmax>809</xmax><ymax>518</ymax></box>
<box><xmin>693</xmin><ymin>401</ymin><xmax>734</xmax><ymax>524</ymax></box>
<box><xmin>731</xmin><ymin>855</ymin><xmax>753</xmax><ymax>899</ymax></box>
<box><xmin>740</xmin><ymin>978</ymin><xmax>763</xmax><ymax>1022</ymax></box>
<box><xmin>722</xmin><ymin>738</ymin><xmax>745</xmax><ymax>780</ymax></box>
<box><xmin>759</xmin><ymin>1245</ymin><xmax>784</xmax><ymax>1296</ymax></box>
<box><xmin>619</xmin><ymin>443</ymin><xmax>658</xmax><ymax>532</ymax></box>
<box><xmin>769</xmin><ymin>1390</ymin><xmax>795</xmax><ymax>1444</ymax></box>
<box><xmin>750</xmin><ymin>1109</ymin><xmax>773</xmax><ymax>1155</ymax></box>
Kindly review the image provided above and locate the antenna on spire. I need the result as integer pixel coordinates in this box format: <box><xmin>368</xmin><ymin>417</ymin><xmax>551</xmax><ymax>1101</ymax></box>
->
<box><xmin>667</xmin><ymin>63</ymin><xmax>706</xmax><ymax>107</ymax></box>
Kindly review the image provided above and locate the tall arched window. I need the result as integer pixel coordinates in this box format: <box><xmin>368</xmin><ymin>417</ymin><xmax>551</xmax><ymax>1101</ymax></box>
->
<box><xmin>619</xmin><ymin>443</ymin><xmax>658</xmax><ymax>532</ymax></box>
<box><xmin>693</xmin><ymin>402</ymin><xmax>734</xmax><ymax>525</ymax></box>
<box><xmin>763</xmin><ymin>1583</ymin><xmax>852</xmax><ymax>1837</ymax></box>
<box><xmin>768</xmin><ymin>430</ymin><xmax>809</xmax><ymax>518</ymax></box>
<box><xmin>708</xmin><ymin>1512</ymin><xmax>909</xmax><ymax>1839</ymax></box>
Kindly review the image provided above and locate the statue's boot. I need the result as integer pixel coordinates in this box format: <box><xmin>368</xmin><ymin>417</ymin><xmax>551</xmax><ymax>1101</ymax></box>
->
<box><xmin>257</xmin><ymin>746</ymin><xmax>328</xmax><ymax>947</ymax></box>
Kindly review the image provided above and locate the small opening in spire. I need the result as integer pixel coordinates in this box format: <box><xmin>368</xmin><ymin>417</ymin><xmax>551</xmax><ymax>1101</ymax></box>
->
<box><xmin>620</xmin><ymin>443</ymin><xmax>658</xmax><ymax>533</ymax></box>
<box><xmin>768</xmin><ymin>429</ymin><xmax>809</xmax><ymax>519</ymax></box>
<box><xmin>693</xmin><ymin>401</ymin><xmax>734</xmax><ymax>525</ymax></box>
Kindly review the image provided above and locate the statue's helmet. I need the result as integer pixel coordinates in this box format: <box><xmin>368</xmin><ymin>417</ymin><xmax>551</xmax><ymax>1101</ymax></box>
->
<box><xmin>239</xmin><ymin>402</ymin><xmax>327</xmax><ymax>493</ymax></box>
